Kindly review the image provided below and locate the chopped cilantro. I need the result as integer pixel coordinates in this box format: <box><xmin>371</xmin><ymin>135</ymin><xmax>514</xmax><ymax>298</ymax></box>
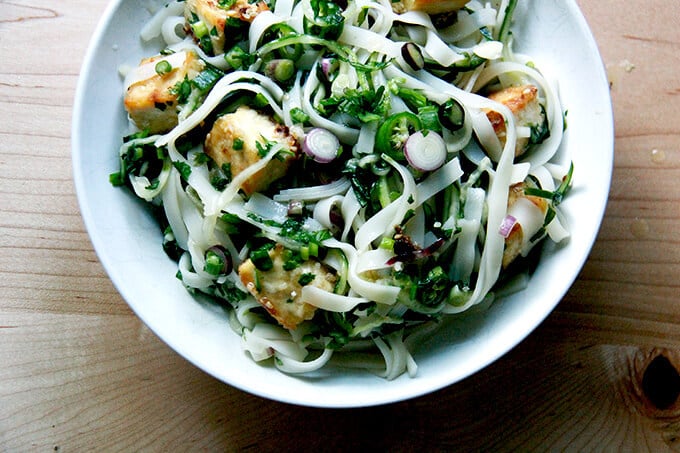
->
<box><xmin>232</xmin><ymin>137</ymin><xmax>244</xmax><ymax>150</ymax></box>
<box><xmin>173</xmin><ymin>161</ymin><xmax>192</xmax><ymax>181</ymax></box>
<box><xmin>303</xmin><ymin>0</ymin><xmax>345</xmax><ymax>40</ymax></box>
<box><xmin>110</xmin><ymin>139</ymin><xmax>167</xmax><ymax>188</ymax></box>
<box><xmin>282</xmin><ymin>248</ymin><xmax>303</xmax><ymax>270</ymax></box>
<box><xmin>279</xmin><ymin>218</ymin><xmax>332</xmax><ymax>246</ymax></box>
<box><xmin>255</xmin><ymin>138</ymin><xmax>277</xmax><ymax>158</ymax></box>
<box><xmin>298</xmin><ymin>273</ymin><xmax>316</xmax><ymax>286</ymax></box>
<box><xmin>170</xmin><ymin>76</ymin><xmax>192</xmax><ymax>104</ymax></box>
<box><xmin>209</xmin><ymin>162</ymin><xmax>232</xmax><ymax>191</ymax></box>
<box><xmin>318</xmin><ymin>85</ymin><xmax>389</xmax><ymax>123</ymax></box>
<box><xmin>342</xmin><ymin>158</ymin><xmax>378</xmax><ymax>208</ymax></box>
<box><xmin>193</xmin><ymin>152</ymin><xmax>210</xmax><ymax>165</ymax></box>
<box><xmin>214</xmin><ymin>279</ymin><xmax>248</xmax><ymax>305</ymax></box>
<box><xmin>250</xmin><ymin>243</ymin><xmax>274</xmax><ymax>271</ymax></box>
<box><xmin>529</xmin><ymin>105</ymin><xmax>550</xmax><ymax>145</ymax></box>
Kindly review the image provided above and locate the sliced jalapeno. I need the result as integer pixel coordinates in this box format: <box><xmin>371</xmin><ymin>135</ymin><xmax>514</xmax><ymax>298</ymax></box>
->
<box><xmin>439</xmin><ymin>98</ymin><xmax>465</xmax><ymax>131</ymax></box>
<box><xmin>375</xmin><ymin>112</ymin><xmax>423</xmax><ymax>160</ymax></box>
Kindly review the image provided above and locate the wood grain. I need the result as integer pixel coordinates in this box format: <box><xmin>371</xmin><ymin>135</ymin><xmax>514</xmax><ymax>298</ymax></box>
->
<box><xmin>1</xmin><ymin>0</ymin><xmax>680</xmax><ymax>450</ymax></box>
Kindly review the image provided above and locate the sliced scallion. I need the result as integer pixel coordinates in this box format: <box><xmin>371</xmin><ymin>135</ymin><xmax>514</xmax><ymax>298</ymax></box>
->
<box><xmin>155</xmin><ymin>60</ymin><xmax>172</xmax><ymax>76</ymax></box>
<box><xmin>204</xmin><ymin>247</ymin><xmax>227</xmax><ymax>276</ymax></box>
<box><xmin>190</xmin><ymin>20</ymin><xmax>209</xmax><ymax>39</ymax></box>
<box><xmin>251</xmin><ymin>246</ymin><xmax>273</xmax><ymax>271</ymax></box>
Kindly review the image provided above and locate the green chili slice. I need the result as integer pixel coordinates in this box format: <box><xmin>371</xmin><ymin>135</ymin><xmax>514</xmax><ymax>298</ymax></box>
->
<box><xmin>154</xmin><ymin>60</ymin><xmax>172</xmax><ymax>76</ymax></box>
<box><xmin>375</xmin><ymin>112</ymin><xmax>423</xmax><ymax>161</ymax></box>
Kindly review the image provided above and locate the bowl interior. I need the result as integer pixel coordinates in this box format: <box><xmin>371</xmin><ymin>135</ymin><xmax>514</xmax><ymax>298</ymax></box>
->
<box><xmin>72</xmin><ymin>0</ymin><xmax>613</xmax><ymax>407</ymax></box>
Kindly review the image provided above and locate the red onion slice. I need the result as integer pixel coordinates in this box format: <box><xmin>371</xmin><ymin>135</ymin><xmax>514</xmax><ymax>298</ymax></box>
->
<box><xmin>303</xmin><ymin>128</ymin><xmax>341</xmax><ymax>164</ymax></box>
<box><xmin>499</xmin><ymin>215</ymin><xmax>518</xmax><ymax>238</ymax></box>
<box><xmin>404</xmin><ymin>131</ymin><xmax>447</xmax><ymax>172</ymax></box>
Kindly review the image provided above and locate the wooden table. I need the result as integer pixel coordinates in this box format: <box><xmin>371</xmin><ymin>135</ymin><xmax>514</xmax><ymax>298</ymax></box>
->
<box><xmin>1</xmin><ymin>0</ymin><xmax>678</xmax><ymax>450</ymax></box>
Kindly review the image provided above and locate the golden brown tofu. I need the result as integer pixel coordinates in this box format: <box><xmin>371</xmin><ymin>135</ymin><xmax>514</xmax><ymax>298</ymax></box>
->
<box><xmin>502</xmin><ymin>183</ymin><xmax>549</xmax><ymax>268</ymax></box>
<box><xmin>390</xmin><ymin>0</ymin><xmax>469</xmax><ymax>15</ymax></box>
<box><xmin>124</xmin><ymin>51</ymin><xmax>204</xmax><ymax>134</ymax></box>
<box><xmin>485</xmin><ymin>85</ymin><xmax>545</xmax><ymax>157</ymax></box>
<box><xmin>239</xmin><ymin>244</ymin><xmax>337</xmax><ymax>330</ymax></box>
<box><xmin>184</xmin><ymin>0</ymin><xmax>269</xmax><ymax>55</ymax></box>
<box><xmin>204</xmin><ymin>106</ymin><xmax>299</xmax><ymax>195</ymax></box>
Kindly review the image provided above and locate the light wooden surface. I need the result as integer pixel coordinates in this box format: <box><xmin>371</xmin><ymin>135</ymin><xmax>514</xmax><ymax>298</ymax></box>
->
<box><xmin>1</xmin><ymin>0</ymin><xmax>679</xmax><ymax>450</ymax></box>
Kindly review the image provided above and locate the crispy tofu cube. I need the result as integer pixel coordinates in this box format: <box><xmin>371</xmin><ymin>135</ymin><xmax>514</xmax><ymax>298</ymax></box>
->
<box><xmin>124</xmin><ymin>51</ymin><xmax>204</xmax><ymax>134</ymax></box>
<box><xmin>239</xmin><ymin>244</ymin><xmax>337</xmax><ymax>330</ymax></box>
<box><xmin>485</xmin><ymin>84</ymin><xmax>546</xmax><ymax>157</ymax></box>
<box><xmin>390</xmin><ymin>0</ymin><xmax>469</xmax><ymax>15</ymax></box>
<box><xmin>502</xmin><ymin>182</ymin><xmax>549</xmax><ymax>268</ymax></box>
<box><xmin>204</xmin><ymin>106</ymin><xmax>299</xmax><ymax>195</ymax></box>
<box><xmin>184</xmin><ymin>0</ymin><xmax>269</xmax><ymax>55</ymax></box>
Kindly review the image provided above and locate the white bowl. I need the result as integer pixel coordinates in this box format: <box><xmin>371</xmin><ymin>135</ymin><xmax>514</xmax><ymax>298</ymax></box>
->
<box><xmin>72</xmin><ymin>0</ymin><xmax>613</xmax><ymax>407</ymax></box>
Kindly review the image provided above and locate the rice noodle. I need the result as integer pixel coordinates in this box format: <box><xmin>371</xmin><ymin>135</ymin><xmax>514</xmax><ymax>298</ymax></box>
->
<box><xmin>274</xmin><ymin>178</ymin><xmax>351</xmax><ymax>202</ymax></box>
<box><xmin>301</xmin><ymin>286</ymin><xmax>369</xmax><ymax>312</ymax></box>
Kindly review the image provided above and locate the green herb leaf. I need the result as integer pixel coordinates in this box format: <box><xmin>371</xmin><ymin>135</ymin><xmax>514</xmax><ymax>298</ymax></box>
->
<box><xmin>111</xmin><ymin>138</ymin><xmax>167</xmax><ymax>188</ymax></box>
<box><xmin>297</xmin><ymin>273</ymin><xmax>316</xmax><ymax>286</ymax></box>
<box><xmin>319</xmin><ymin>86</ymin><xmax>389</xmax><ymax>123</ymax></box>
<box><xmin>232</xmin><ymin>137</ymin><xmax>244</xmax><ymax>150</ymax></box>
<box><xmin>342</xmin><ymin>158</ymin><xmax>377</xmax><ymax>207</ymax></box>
<box><xmin>173</xmin><ymin>161</ymin><xmax>192</xmax><ymax>181</ymax></box>
<box><xmin>255</xmin><ymin>138</ymin><xmax>275</xmax><ymax>158</ymax></box>
<box><xmin>214</xmin><ymin>279</ymin><xmax>248</xmax><ymax>305</ymax></box>
<box><xmin>170</xmin><ymin>76</ymin><xmax>192</xmax><ymax>104</ymax></box>
<box><xmin>193</xmin><ymin>152</ymin><xmax>210</xmax><ymax>165</ymax></box>
<box><xmin>250</xmin><ymin>244</ymin><xmax>275</xmax><ymax>271</ymax></box>
<box><xmin>304</xmin><ymin>0</ymin><xmax>345</xmax><ymax>40</ymax></box>
<box><xmin>290</xmin><ymin>107</ymin><xmax>310</xmax><ymax>125</ymax></box>
<box><xmin>529</xmin><ymin>105</ymin><xmax>550</xmax><ymax>145</ymax></box>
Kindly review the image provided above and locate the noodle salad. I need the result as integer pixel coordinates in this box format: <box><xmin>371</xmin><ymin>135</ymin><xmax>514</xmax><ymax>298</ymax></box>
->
<box><xmin>111</xmin><ymin>0</ymin><xmax>572</xmax><ymax>379</ymax></box>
